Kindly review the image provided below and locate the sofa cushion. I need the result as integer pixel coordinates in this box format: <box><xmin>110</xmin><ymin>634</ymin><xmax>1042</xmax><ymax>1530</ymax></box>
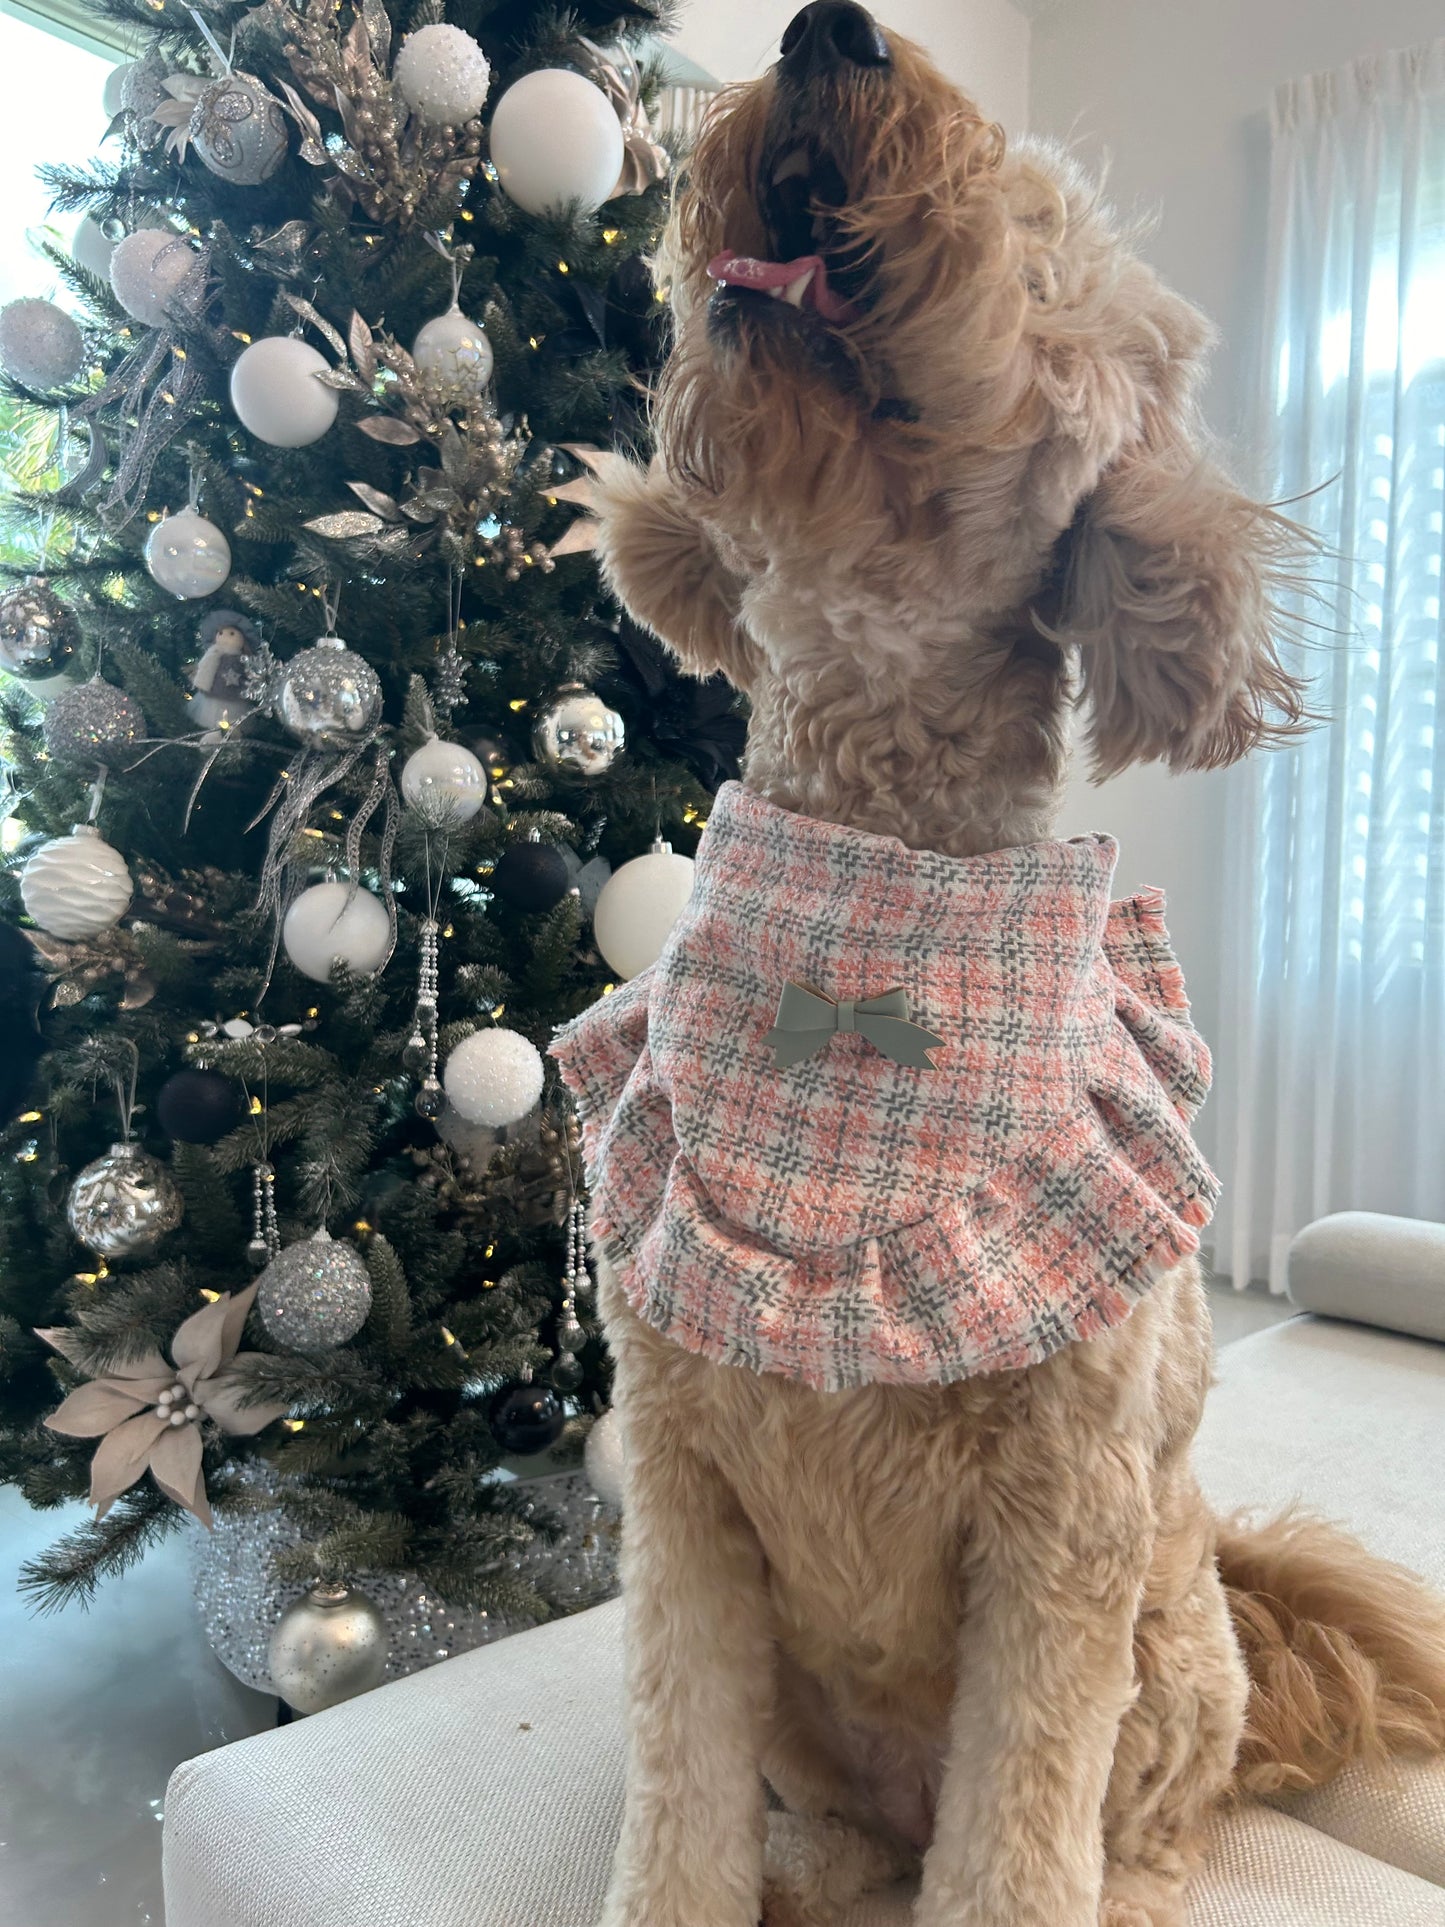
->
<box><xmin>1286</xmin><ymin>1213</ymin><xmax>1445</xmax><ymax>1346</ymax></box>
<box><xmin>164</xmin><ymin>1316</ymin><xmax>1445</xmax><ymax>1927</ymax></box>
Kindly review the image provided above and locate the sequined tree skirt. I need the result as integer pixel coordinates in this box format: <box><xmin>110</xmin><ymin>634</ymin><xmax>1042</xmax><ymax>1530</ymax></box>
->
<box><xmin>190</xmin><ymin>1465</ymin><xmax>620</xmax><ymax>1696</ymax></box>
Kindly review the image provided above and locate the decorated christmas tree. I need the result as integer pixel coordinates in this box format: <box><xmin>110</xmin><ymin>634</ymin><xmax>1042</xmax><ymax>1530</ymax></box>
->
<box><xmin>0</xmin><ymin>0</ymin><xmax>736</xmax><ymax>1688</ymax></box>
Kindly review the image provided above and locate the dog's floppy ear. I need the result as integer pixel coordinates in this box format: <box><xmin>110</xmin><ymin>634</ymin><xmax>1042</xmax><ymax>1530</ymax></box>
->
<box><xmin>1051</xmin><ymin>283</ymin><xmax>1312</xmax><ymax>779</ymax></box>
<box><xmin>594</xmin><ymin>459</ymin><xmax>760</xmax><ymax>694</ymax></box>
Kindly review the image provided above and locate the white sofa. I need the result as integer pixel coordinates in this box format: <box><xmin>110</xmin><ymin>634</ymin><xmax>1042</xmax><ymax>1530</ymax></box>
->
<box><xmin>163</xmin><ymin>1297</ymin><xmax>1445</xmax><ymax>1926</ymax></box>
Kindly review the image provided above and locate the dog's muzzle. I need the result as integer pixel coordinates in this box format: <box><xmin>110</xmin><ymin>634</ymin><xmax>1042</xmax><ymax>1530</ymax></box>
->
<box><xmin>779</xmin><ymin>2</ymin><xmax>891</xmax><ymax>80</ymax></box>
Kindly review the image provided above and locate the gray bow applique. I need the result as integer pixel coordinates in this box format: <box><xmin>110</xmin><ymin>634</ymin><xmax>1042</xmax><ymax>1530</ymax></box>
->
<box><xmin>762</xmin><ymin>981</ymin><xmax>945</xmax><ymax>1071</ymax></box>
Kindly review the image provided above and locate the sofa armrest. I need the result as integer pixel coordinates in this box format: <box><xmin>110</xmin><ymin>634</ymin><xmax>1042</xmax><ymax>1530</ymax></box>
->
<box><xmin>1287</xmin><ymin>1213</ymin><xmax>1445</xmax><ymax>1344</ymax></box>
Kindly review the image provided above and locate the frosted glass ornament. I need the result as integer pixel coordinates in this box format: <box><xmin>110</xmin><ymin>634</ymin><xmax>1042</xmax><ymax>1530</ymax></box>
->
<box><xmin>283</xmin><ymin>881</ymin><xmax>391</xmax><ymax>983</ymax></box>
<box><xmin>0</xmin><ymin>299</ymin><xmax>84</xmax><ymax>389</ymax></box>
<box><xmin>400</xmin><ymin>734</ymin><xmax>487</xmax><ymax>824</ymax></box>
<box><xmin>393</xmin><ymin>24</ymin><xmax>491</xmax><ymax>127</ymax></box>
<box><xmin>442</xmin><ymin>1027</ymin><xmax>544</xmax><ymax>1127</ymax></box>
<box><xmin>230</xmin><ymin>336</ymin><xmax>338</xmax><ymax>447</ymax></box>
<box><xmin>21</xmin><ymin>824</ymin><xmax>133</xmax><ymax>939</ymax></box>
<box><xmin>593</xmin><ymin>839</ymin><xmax>696</xmax><ymax>979</ymax></box>
<box><xmin>109</xmin><ymin>228</ymin><xmax>199</xmax><ymax>328</ymax></box>
<box><xmin>411</xmin><ymin>306</ymin><xmax>493</xmax><ymax>408</ymax></box>
<box><xmin>145</xmin><ymin>509</ymin><xmax>231</xmax><ymax>600</ymax></box>
<box><xmin>72</xmin><ymin>213</ymin><xmax>117</xmax><ymax>281</ymax></box>
<box><xmin>489</xmin><ymin>70</ymin><xmax>624</xmax><ymax>216</ymax></box>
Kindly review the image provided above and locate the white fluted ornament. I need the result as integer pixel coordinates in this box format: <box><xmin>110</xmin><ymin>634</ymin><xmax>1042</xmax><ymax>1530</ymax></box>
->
<box><xmin>21</xmin><ymin>825</ymin><xmax>133</xmax><ymax>939</ymax></box>
<box><xmin>442</xmin><ymin>1027</ymin><xmax>544</xmax><ymax>1127</ymax></box>
<box><xmin>145</xmin><ymin>509</ymin><xmax>231</xmax><ymax>600</ymax></box>
<box><xmin>592</xmin><ymin>837</ymin><xmax>695</xmax><ymax>979</ymax></box>
<box><xmin>399</xmin><ymin>734</ymin><xmax>487</xmax><ymax>824</ymax></box>
<box><xmin>283</xmin><ymin>881</ymin><xmax>391</xmax><ymax>983</ymax></box>
<box><xmin>230</xmin><ymin>336</ymin><xmax>338</xmax><ymax>447</ymax></box>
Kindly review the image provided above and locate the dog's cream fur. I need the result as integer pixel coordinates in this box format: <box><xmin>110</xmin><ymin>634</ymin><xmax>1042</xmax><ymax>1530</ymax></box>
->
<box><xmin>587</xmin><ymin>24</ymin><xmax>1445</xmax><ymax>1927</ymax></box>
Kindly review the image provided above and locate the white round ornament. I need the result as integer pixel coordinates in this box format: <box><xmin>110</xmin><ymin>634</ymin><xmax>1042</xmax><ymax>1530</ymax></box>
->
<box><xmin>230</xmin><ymin>336</ymin><xmax>338</xmax><ymax>448</ymax></box>
<box><xmin>257</xmin><ymin>1227</ymin><xmax>372</xmax><ymax>1351</ymax></box>
<box><xmin>72</xmin><ymin>213</ymin><xmax>117</xmax><ymax>281</ymax></box>
<box><xmin>189</xmin><ymin>71</ymin><xmax>289</xmax><ymax>186</ymax></box>
<box><xmin>145</xmin><ymin>509</ymin><xmax>231</xmax><ymax>600</ymax></box>
<box><xmin>489</xmin><ymin>69</ymin><xmax>625</xmax><ymax>216</ymax></box>
<box><xmin>593</xmin><ymin>838</ymin><xmax>695</xmax><ymax>979</ymax></box>
<box><xmin>400</xmin><ymin>734</ymin><xmax>487</xmax><ymax>824</ymax></box>
<box><xmin>283</xmin><ymin>880</ymin><xmax>391</xmax><ymax>983</ymax></box>
<box><xmin>21</xmin><ymin>824</ymin><xmax>133</xmax><ymax>940</ymax></box>
<box><xmin>103</xmin><ymin>63</ymin><xmax>130</xmax><ymax>119</ymax></box>
<box><xmin>109</xmin><ymin>228</ymin><xmax>199</xmax><ymax>328</ymax></box>
<box><xmin>268</xmin><ymin>1581</ymin><xmax>387</xmax><ymax>1714</ymax></box>
<box><xmin>0</xmin><ymin>298</ymin><xmax>84</xmax><ymax>389</ymax></box>
<box><xmin>411</xmin><ymin>305</ymin><xmax>493</xmax><ymax>409</ymax></box>
<box><xmin>442</xmin><ymin>1026</ymin><xmax>544</xmax><ymax>1128</ymax></box>
<box><xmin>273</xmin><ymin>637</ymin><xmax>383</xmax><ymax>747</ymax></box>
<box><xmin>584</xmin><ymin>1407</ymin><xmax>626</xmax><ymax>1508</ymax></box>
<box><xmin>393</xmin><ymin>23</ymin><xmax>491</xmax><ymax>127</ymax></box>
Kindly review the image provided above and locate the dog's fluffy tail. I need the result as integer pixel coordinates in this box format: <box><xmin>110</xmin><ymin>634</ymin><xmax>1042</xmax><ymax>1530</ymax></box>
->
<box><xmin>1218</xmin><ymin>1509</ymin><xmax>1445</xmax><ymax>1795</ymax></box>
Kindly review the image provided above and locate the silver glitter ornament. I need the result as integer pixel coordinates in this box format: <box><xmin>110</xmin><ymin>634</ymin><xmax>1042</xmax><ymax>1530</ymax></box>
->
<box><xmin>0</xmin><ymin>297</ymin><xmax>85</xmax><ymax>390</ymax></box>
<box><xmin>42</xmin><ymin>676</ymin><xmax>145</xmax><ymax>767</ymax></box>
<box><xmin>532</xmin><ymin>683</ymin><xmax>625</xmax><ymax>775</ymax></box>
<box><xmin>257</xmin><ymin>1227</ymin><xmax>373</xmax><ymax>1352</ymax></box>
<box><xmin>189</xmin><ymin>1461</ymin><xmax>619</xmax><ymax>1694</ymax></box>
<box><xmin>67</xmin><ymin>1141</ymin><xmax>184</xmax><ymax>1258</ymax></box>
<box><xmin>273</xmin><ymin>636</ymin><xmax>383</xmax><ymax>748</ymax></box>
<box><xmin>190</xmin><ymin>72</ymin><xmax>289</xmax><ymax>187</ymax></box>
<box><xmin>267</xmin><ymin>1581</ymin><xmax>388</xmax><ymax>1714</ymax></box>
<box><xmin>0</xmin><ymin>577</ymin><xmax>79</xmax><ymax>680</ymax></box>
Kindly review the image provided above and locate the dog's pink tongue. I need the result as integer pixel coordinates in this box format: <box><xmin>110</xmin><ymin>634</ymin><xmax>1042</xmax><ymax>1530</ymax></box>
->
<box><xmin>707</xmin><ymin>251</ymin><xmax>858</xmax><ymax>325</ymax></box>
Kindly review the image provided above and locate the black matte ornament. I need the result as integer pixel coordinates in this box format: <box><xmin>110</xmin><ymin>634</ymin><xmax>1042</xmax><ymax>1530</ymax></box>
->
<box><xmin>491</xmin><ymin>842</ymin><xmax>572</xmax><ymax>914</ymax></box>
<box><xmin>490</xmin><ymin>1384</ymin><xmax>566</xmax><ymax>1455</ymax></box>
<box><xmin>156</xmin><ymin>1067</ymin><xmax>244</xmax><ymax>1145</ymax></box>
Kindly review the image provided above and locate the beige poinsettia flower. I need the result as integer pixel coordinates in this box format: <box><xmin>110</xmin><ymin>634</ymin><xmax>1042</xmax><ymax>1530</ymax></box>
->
<box><xmin>38</xmin><ymin>1283</ymin><xmax>290</xmax><ymax>1528</ymax></box>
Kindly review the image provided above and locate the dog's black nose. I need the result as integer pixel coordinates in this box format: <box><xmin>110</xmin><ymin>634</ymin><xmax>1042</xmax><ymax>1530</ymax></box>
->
<box><xmin>779</xmin><ymin>2</ymin><xmax>891</xmax><ymax>78</ymax></box>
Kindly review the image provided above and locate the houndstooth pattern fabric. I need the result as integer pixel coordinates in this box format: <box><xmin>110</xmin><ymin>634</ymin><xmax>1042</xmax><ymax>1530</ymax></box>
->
<box><xmin>552</xmin><ymin>783</ymin><xmax>1219</xmax><ymax>1393</ymax></box>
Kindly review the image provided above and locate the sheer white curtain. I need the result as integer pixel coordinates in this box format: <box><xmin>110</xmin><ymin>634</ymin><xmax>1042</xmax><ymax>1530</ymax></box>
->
<box><xmin>1218</xmin><ymin>40</ymin><xmax>1445</xmax><ymax>1292</ymax></box>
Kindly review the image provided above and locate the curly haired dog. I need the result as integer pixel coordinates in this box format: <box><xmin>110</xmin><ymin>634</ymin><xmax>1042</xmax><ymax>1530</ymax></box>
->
<box><xmin>572</xmin><ymin>8</ymin><xmax>1445</xmax><ymax>1925</ymax></box>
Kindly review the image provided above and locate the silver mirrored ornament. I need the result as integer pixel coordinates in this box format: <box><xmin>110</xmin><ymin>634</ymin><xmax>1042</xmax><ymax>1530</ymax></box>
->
<box><xmin>256</xmin><ymin>1228</ymin><xmax>373</xmax><ymax>1351</ymax></box>
<box><xmin>0</xmin><ymin>577</ymin><xmax>79</xmax><ymax>680</ymax></box>
<box><xmin>42</xmin><ymin>676</ymin><xmax>145</xmax><ymax>767</ymax></box>
<box><xmin>190</xmin><ymin>72</ymin><xmax>289</xmax><ymax>186</ymax></box>
<box><xmin>267</xmin><ymin>1581</ymin><xmax>388</xmax><ymax>1714</ymax></box>
<box><xmin>532</xmin><ymin>683</ymin><xmax>625</xmax><ymax>775</ymax></box>
<box><xmin>66</xmin><ymin>1142</ymin><xmax>184</xmax><ymax>1258</ymax></box>
<box><xmin>273</xmin><ymin>637</ymin><xmax>383</xmax><ymax>748</ymax></box>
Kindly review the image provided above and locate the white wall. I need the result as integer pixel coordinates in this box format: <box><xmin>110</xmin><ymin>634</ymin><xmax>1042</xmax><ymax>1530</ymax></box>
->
<box><xmin>670</xmin><ymin>0</ymin><xmax>1031</xmax><ymax>133</ymax></box>
<box><xmin>1033</xmin><ymin>0</ymin><xmax>1444</xmax><ymax>1175</ymax></box>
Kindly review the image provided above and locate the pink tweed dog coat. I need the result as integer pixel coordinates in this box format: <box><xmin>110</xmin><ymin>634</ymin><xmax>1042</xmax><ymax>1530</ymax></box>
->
<box><xmin>551</xmin><ymin>782</ymin><xmax>1219</xmax><ymax>1393</ymax></box>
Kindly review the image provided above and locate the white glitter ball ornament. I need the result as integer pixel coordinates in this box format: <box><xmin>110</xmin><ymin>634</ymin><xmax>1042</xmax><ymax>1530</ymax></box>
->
<box><xmin>230</xmin><ymin>336</ymin><xmax>338</xmax><ymax>447</ymax></box>
<box><xmin>0</xmin><ymin>298</ymin><xmax>84</xmax><ymax>390</ymax></box>
<box><xmin>67</xmin><ymin>1141</ymin><xmax>184</xmax><ymax>1258</ymax></box>
<box><xmin>400</xmin><ymin>734</ymin><xmax>487</xmax><ymax>824</ymax></box>
<box><xmin>268</xmin><ymin>1583</ymin><xmax>388</xmax><ymax>1713</ymax></box>
<box><xmin>593</xmin><ymin>838</ymin><xmax>696</xmax><ymax>979</ymax></box>
<box><xmin>257</xmin><ymin>1227</ymin><xmax>373</xmax><ymax>1351</ymax></box>
<box><xmin>145</xmin><ymin>509</ymin><xmax>231</xmax><ymax>599</ymax></box>
<box><xmin>108</xmin><ymin>228</ymin><xmax>200</xmax><ymax>328</ymax></box>
<box><xmin>443</xmin><ymin>1026</ymin><xmax>544</xmax><ymax>1128</ymax></box>
<box><xmin>273</xmin><ymin>637</ymin><xmax>383</xmax><ymax>747</ymax></box>
<box><xmin>21</xmin><ymin>825</ymin><xmax>133</xmax><ymax>939</ymax></box>
<box><xmin>283</xmin><ymin>880</ymin><xmax>391</xmax><ymax>983</ymax></box>
<box><xmin>411</xmin><ymin>304</ymin><xmax>493</xmax><ymax>409</ymax></box>
<box><xmin>393</xmin><ymin>24</ymin><xmax>491</xmax><ymax>127</ymax></box>
<box><xmin>489</xmin><ymin>69</ymin><xmax>624</xmax><ymax>216</ymax></box>
<box><xmin>584</xmin><ymin>1407</ymin><xmax>627</xmax><ymax>1508</ymax></box>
